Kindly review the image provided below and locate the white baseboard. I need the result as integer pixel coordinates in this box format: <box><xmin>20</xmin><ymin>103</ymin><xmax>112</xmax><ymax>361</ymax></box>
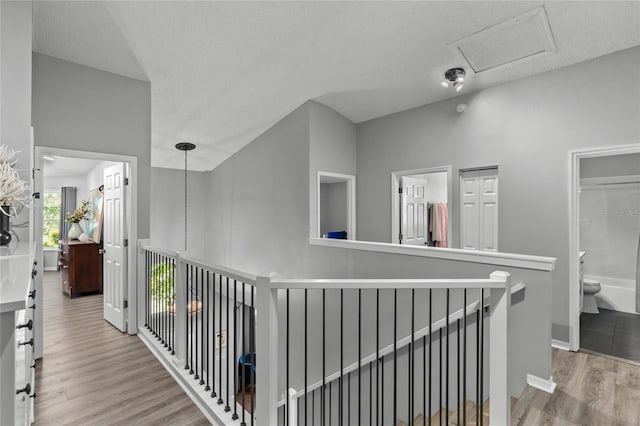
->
<box><xmin>44</xmin><ymin>266</ymin><xmax>58</xmax><ymax>271</ymax></box>
<box><xmin>551</xmin><ymin>339</ymin><xmax>570</xmax><ymax>351</ymax></box>
<box><xmin>138</xmin><ymin>329</ymin><xmax>239</xmax><ymax>426</ymax></box>
<box><xmin>527</xmin><ymin>374</ymin><xmax>557</xmax><ymax>394</ymax></box>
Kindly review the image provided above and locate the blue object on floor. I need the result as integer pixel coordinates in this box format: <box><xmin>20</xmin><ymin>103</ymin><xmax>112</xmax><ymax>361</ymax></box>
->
<box><xmin>327</xmin><ymin>230</ymin><xmax>347</xmax><ymax>239</ymax></box>
<box><xmin>238</xmin><ymin>352</ymin><xmax>256</xmax><ymax>386</ymax></box>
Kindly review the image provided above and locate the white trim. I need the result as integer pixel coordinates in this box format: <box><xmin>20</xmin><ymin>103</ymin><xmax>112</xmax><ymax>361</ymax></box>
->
<box><xmin>551</xmin><ymin>339</ymin><xmax>571</xmax><ymax>351</ymax></box>
<box><xmin>568</xmin><ymin>144</ymin><xmax>640</xmax><ymax>352</ymax></box>
<box><xmin>316</xmin><ymin>171</ymin><xmax>356</xmax><ymax>240</ymax></box>
<box><xmin>580</xmin><ymin>175</ymin><xmax>640</xmax><ymax>186</ymax></box>
<box><xmin>309</xmin><ymin>237</ymin><xmax>556</xmax><ymax>271</ymax></box>
<box><xmin>391</xmin><ymin>165</ymin><xmax>452</xmax><ymax>246</ymax></box>
<box><xmin>138</xmin><ymin>330</ymin><xmax>234</xmax><ymax>426</ymax></box>
<box><xmin>35</xmin><ymin>146</ymin><xmax>139</xmax><ymax>335</ymax></box>
<box><xmin>526</xmin><ymin>374</ymin><xmax>557</xmax><ymax>394</ymax></box>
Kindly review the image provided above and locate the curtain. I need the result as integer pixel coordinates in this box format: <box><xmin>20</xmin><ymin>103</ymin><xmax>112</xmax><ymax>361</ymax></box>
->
<box><xmin>59</xmin><ymin>187</ymin><xmax>76</xmax><ymax>270</ymax></box>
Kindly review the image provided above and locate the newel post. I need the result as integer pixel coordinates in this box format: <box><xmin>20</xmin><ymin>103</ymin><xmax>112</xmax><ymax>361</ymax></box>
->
<box><xmin>136</xmin><ymin>239</ymin><xmax>150</xmax><ymax>331</ymax></box>
<box><xmin>489</xmin><ymin>271</ymin><xmax>512</xmax><ymax>426</ymax></box>
<box><xmin>256</xmin><ymin>274</ymin><xmax>278</xmax><ymax>425</ymax></box>
<box><xmin>174</xmin><ymin>251</ymin><xmax>188</xmax><ymax>367</ymax></box>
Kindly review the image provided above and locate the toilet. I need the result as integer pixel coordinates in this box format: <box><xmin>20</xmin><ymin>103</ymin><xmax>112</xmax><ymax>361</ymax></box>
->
<box><xmin>582</xmin><ymin>278</ymin><xmax>602</xmax><ymax>314</ymax></box>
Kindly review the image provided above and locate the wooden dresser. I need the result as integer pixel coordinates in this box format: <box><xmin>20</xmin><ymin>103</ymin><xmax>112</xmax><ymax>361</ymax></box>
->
<box><xmin>59</xmin><ymin>240</ymin><xmax>103</xmax><ymax>298</ymax></box>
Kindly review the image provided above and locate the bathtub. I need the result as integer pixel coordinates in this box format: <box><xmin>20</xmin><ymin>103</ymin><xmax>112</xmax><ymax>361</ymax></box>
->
<box><xmin>587</xmin><ymin>274</ymin><xmax>639</xmax><ymax>314</ymax></box>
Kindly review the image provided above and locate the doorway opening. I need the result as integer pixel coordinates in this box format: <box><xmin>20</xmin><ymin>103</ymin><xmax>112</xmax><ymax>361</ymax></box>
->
<box><xmin>33</xmin><ymin>147</ymin><xmax>138</xmax><ymax>359</ymax></box>
<box><xmin>569</xmin><ymin>144</ymin><xmax>640</xmax><ymax>354</ymax></box>
<box><xmin>391</xmin><ymin>166</ymin><xmax>452</xmax><ymax>247</ymax></box>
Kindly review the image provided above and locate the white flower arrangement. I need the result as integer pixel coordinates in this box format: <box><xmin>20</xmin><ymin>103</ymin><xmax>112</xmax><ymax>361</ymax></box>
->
<box><xmin>0</xmin><ymin>144</ymin><xmax>30</xmax><ymax>217</ymax></box>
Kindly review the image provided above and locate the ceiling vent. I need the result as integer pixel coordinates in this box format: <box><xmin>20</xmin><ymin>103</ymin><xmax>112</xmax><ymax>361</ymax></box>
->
<box><xmin>448</xmin><ymin>7</ymin><xmax>556</xmax><ymax>74</ymax></box>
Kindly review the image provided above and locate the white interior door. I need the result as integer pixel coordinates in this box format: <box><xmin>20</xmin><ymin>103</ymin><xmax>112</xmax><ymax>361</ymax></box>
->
<box><xmin>103</xmin><ymin>163</ymin><xmax>127</xmax><ymax>331</ymax></box>
<box><xmin>460</xmin><ymin>169</ymin><xmax>499</xmax><ymax>251</ymax></box>
<box><xmin>400</xmin><ymin>176</ymin><xmax>429</xmax><ymax>245</ymax></box>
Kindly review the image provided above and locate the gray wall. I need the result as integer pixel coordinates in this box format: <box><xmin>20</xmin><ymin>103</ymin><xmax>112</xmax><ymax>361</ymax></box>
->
<box><xmin>356</xmin><ymin>47</ymin><xmax>640</xmax><ymax>341</ymax></box>
<box><xmin>149</xmin><ymin>167</ymin><xmax>208</xmax><ymax>260</ymax></box>
<box><xmin>309</xmin><ymin>101</ymin><xmax>357</xmax><ymax>238</ymax></box>
<box><xmin>202</xmin><ymin>101</ymin><xmax>552</xmax><ymax>405</ymax></box>
<box><xmin>1</xmin><ymin>1</ymin><xmax>32</xmax><ymax>241</ymax></box>
<box><xmin>32</xmin><ymin>53</ymin><xmax>152</xmax><ymax>238</ymax></box>
<box><xmin>320</xmin><ymin>182</ymin><xmax>348</xmax><ymax>236</ymax></box>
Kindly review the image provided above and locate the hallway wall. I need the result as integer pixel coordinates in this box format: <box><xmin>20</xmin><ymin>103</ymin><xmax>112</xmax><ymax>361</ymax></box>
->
<box><xmin>355</xmin><ymin>47</ymin><xmax>640</xmax><ymax>341</ymax></box>
<box><xmin>32</xmin><ymin>53</ymin><xmax>152</xmax><ymax>238</ymax></box>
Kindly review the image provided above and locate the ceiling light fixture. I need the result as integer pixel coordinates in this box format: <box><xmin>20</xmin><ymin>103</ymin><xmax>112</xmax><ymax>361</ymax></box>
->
<box><xmin>175</xmin><ymin>142</ymin><xmax>196</xmax><ymax>251</ymax></box>
<box><xmin>441</xmin><ymin>67</ymin><xmax>466</xmax><ymax>92</ymax></box>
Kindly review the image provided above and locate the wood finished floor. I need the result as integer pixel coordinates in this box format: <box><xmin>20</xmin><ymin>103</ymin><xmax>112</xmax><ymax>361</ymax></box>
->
<box><xmin>512</xmin><ymin>348</ymin><xmax>640</xmax><ymax>425</ymax></box>
<box><xmin>34</xmin><ymin>271</ymin><xmax>210</xmax><ymax>426</ymax></box>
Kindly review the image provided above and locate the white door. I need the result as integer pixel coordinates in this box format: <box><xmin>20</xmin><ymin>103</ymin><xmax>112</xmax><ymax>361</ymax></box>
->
<box><xmin>460</xmin><ymin>169</ymin><xmax>499</xmax><ymax>251</ymax></box>
<box><xmin>400</xmin><ymin>176</ymin><xmax>429</xmax><ymax>245</ymax></box>
<box><xmin>103</xmin><ymin>163</ymin><xmax>127</xmax><ymax>331</ymax></box>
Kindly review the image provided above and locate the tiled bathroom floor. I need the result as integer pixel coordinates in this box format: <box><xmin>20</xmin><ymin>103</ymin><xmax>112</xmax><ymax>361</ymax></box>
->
<box><xmin>581</xmin><ymin>308</ymin><xmax>640</xmax><ymax>362</ymax></box>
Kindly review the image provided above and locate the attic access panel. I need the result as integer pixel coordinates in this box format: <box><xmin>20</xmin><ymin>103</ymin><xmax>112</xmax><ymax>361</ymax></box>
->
<box><xmin>449</xmin><ymin>6</ymin><xmax>557</xmax><ymax>74</ymax></box>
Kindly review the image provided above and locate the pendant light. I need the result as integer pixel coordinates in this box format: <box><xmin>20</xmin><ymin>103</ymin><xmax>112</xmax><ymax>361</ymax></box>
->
<box><xmin>175</xmin><ymin>142</ymin><xmax>196</xmax><ymax>251</ymax></box>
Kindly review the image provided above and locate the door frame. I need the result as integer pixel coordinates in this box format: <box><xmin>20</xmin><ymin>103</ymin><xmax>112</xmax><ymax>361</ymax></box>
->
<box><xmin>391</xmin><ymin>166</ymin><xmax>452</xmax><ymax>245</ymax></box>
<box><xmin>34</xmin><ymin>146</ymin><xmax>139</xmax><ymax>344</ymax></box>
<box><xmin>568</xmin><ymin>143</ymin><xmax>640</xmax><ymax>351</ymax></box>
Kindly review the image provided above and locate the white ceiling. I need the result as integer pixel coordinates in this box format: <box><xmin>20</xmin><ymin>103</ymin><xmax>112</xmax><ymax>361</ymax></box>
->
<box><xmin>42</xmin><ymin>156</ymin><xmax>103</xmax><ymax>177</ymax></box>
<box><xmin>33</xmin><ymin>1</ymin><xmax>640</xmax><ymax>171</ymax></box>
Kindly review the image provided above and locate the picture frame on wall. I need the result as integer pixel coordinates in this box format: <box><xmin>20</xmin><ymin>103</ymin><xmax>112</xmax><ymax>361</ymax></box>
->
<box><xmin>87</xmin><ymin>185</ymin><xmax>104</xmax><ymax>243</ymax></box>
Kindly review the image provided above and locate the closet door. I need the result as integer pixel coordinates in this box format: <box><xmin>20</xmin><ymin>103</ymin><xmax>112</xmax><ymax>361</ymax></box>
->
<box><xmin>400</xmin><ymin>176</ymin><xmax>429</xmax><ymax>245</ymax></box>
<box><xmin>460</xmin><ymin>168</ymin><xmax>499</xmax><ymax>251</ymax></box>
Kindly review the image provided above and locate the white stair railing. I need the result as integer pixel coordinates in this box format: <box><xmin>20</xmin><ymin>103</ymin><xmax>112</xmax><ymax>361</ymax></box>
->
<box><xmin>138</xmin><ymin>243</ymin><xmax>513</xmax><ymax>426</ymax></box>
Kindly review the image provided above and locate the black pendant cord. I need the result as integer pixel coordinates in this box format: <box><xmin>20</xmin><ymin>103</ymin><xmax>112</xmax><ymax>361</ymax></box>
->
<box><xmin>184</xmin><ymin>150</ymin><xmax>187</xmax><ymax>250</ymax></box>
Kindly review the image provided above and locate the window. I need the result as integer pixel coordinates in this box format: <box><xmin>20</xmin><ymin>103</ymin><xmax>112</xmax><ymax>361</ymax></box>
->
<box><xmin>43</xmin><ymin>192</ymin><xmax>61</xmax><ymax>248</ymax></box>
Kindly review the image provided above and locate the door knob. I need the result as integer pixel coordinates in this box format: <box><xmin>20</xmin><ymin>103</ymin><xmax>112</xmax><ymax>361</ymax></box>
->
<box><xmin>99</xmin><ymin>249</ymin><xmax>106</xmax><ymax>255</ymax></box>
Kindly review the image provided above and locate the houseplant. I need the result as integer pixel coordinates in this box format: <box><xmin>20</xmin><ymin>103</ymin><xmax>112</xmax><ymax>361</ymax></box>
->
<box><xmin>150</xmin><ymin>261</ymin><xmax>201</xmax><ymax>316</ymax></box>
<box><xmin>150</xmin><ymin>262</ymin><xmax>176</xmax><ymax>309</ymax></box>
<box><xmin>0</xmin><ymin>144</ymin><xmax>29</xmax><ymax>245</ymax></box>
<box><xmin>65</xmin><ymin>200</ymin><xmax>92</xmax><ymax>240</ymax></box>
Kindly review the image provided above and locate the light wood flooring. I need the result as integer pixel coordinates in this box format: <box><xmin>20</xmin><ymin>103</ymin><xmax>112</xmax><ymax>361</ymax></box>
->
<box><xmin>512</xmin><ymin>348</ymin><xmax>640</xmax><ymax>425</ymax></box>
<box><xmin>34</xmin><ymin>271</ymin><xmax>210</xmax><ymax>426</ymax></box>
